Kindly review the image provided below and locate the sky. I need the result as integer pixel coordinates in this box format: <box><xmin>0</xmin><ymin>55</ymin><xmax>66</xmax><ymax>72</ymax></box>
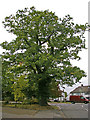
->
<box><xmin>0</xmin><ymin>0</ymin><xmax>89</xmax><ymax>94</ymax></box>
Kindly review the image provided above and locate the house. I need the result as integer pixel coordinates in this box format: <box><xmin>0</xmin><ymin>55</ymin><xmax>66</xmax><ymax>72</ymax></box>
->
<box><xmin>49</xmin><ymin>84</ymin><xmax>66</xmax><ymax>102</ymax></box>
<box><xmin>70</xmin><ymin>84</ymin><xmax>90</xmax><ymax>98</ymax></box>
<box><xmin>58</xmin><ymin>89</ymin><xmax>66</xmax><ymax>101</ymax></box>
<box><xmin>57</xmin><ymin>84</ymin><xmax>66</xmax><ymax>101</ymax></box>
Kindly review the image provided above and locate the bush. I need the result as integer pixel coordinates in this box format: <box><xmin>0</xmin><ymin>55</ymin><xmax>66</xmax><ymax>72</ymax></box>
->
<box><xmin>22</xmin><ymin>98</ymin><xmax>38</xmax><ymax>104</ymax></box>
<box><xmin>4</xmin><ymin>97</ymin><xmax>11</xmax><ymax>104</ymax></box>
<box><xmin>30</xmin><ymin>98</ymin><xmax>38</xmax><ymax>104</ymax></box>
<box><xmin>22</xmin><ymin>98</ymin><xmax>31</xmax><ymax>104</ymax></box>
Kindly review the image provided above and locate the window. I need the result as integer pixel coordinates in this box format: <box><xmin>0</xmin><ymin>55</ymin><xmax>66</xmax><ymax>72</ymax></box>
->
<box><xmin>86</xmin><ymin>97</ymin><xmax>90</xmax><ymax>100</ymax></box>
<box><xmin>80</xmin><ymin>96</ymin><xmax>85</xmax><ymax>99</ymax></box>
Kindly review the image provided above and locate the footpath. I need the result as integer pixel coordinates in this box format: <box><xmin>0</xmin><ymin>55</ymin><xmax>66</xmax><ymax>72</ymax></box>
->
<box><xmin>2</xmin><ymin>104</ymin><xmax>66</xmax><ymax>119</ymax></box>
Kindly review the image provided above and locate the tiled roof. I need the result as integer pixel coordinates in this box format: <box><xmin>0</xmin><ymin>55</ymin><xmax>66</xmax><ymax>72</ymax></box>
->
<box><xmin>70</xmin><ymin>85</ymin><xmax>90</xmax><ymax>93</ymax></box>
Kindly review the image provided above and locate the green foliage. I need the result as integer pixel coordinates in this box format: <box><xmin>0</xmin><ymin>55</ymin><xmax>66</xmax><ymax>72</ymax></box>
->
<box><xmin>49</xmin><ymin>81</ymin><xmax>61</xmax><ymax>98</ymax></box>
<box><xmin>1</xmin><ymin>6</ymin><xmax>88</xmax><ymax>105</ymax></box>
<box><xmin>11</xmin><ymin>75</ymin><xmax>28</xmax><ymax>101</ymax></box>
<box><xmin>64</xmin><ymin>92</ymin><xmax>67</xmax><ymax>98</ymax></box>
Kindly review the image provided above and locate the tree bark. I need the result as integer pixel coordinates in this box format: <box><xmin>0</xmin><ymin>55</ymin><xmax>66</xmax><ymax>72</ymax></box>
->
<box><xmin>38</xmin><ymin>78</ymin><xmax>50</xmax><ymax>106</ymax></box>
<box><xmin>39</xmin><ymin>96</ymin><xmax>48</xmax><ymax>106</ymax></box>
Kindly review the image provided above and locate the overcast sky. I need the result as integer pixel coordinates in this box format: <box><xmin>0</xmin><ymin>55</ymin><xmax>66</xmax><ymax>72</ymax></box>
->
<box><xmin>0</xmin><ymin>0</ymin><xmax>89</xmax><ymax>94</ymax></box>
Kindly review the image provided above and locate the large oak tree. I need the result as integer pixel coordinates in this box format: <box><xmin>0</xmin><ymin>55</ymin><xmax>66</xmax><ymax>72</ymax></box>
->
<box><xmin>1</xmin><ymin>6</ymin><xmax>88</xmax><ymax>105</ymax></box>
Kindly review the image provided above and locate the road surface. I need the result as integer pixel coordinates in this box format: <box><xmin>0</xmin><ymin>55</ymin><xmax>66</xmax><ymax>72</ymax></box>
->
<box><xmin>52</xmin><ymin>103</ymin><xmax>89</xmax><ymax>118</ymax></box>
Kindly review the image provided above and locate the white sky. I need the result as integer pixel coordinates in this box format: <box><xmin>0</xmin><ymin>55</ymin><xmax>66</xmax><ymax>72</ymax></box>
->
<box><xmin>0</xmin><ymin>0</ymin><xmax>89</xmax><ymax>94</ymax></box>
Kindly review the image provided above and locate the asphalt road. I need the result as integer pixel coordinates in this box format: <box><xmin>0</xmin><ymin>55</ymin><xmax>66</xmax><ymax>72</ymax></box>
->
<box><xmin>54</xmin><ymin>103</ymin><xmax>89</xmax><ymax>118</ymax></box>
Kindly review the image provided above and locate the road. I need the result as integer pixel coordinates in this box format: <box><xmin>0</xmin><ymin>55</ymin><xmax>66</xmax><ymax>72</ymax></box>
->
<box><xmin>52</xmin><ymin>103</ymin><xmax>89</xmax><ymax>118</ymax></box>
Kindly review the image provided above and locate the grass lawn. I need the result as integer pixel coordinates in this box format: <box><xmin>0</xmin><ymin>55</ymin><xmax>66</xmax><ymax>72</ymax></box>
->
<box><xmin>2</xmin><ymin>103</ymin><xmax>59</xmax><ymax>110</ymax></box>
<box><xmin>49</xmin><ymin>101</ymin><xmax>71</xmax><ymax>104</ymax></box>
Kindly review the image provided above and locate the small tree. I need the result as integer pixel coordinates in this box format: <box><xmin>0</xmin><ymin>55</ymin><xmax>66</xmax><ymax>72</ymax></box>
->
<box><xmin>11</xmin><ymin>75</ymin><xmax>28</xmax><ymax>102</ymax></box>
<box><xmin>1</xmin><ymin>6</ymin><xmax>88</xmax><ymax>106</ymax></box>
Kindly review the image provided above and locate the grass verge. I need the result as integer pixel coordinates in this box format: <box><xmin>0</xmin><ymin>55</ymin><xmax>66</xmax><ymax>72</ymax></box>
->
<box><xmin>2</xmin><ymin>103</ymin><xmax>59</xmax><ymax>110</ymax></box>
<box><xmin>49</xmin><ymin>101</ymin><xmax>71</xmax><ymax>104</ymax></box>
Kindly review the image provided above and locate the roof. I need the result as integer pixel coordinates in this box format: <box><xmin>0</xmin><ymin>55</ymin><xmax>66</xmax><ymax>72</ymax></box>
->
<box><xmin>70</xmin><ymin>85</ymin><xmax>90</xmax><ymax>93</ymax></box>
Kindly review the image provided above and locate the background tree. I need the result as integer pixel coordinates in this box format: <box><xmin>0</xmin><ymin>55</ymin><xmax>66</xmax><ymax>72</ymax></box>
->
<box><xmin>2</xmin><ymin>58</ymin><xmax>14</xmax><ymax>101</ymax></box>
<box><xmin>49</xmin><ymin>81</ymin><xmax>62</xmax><ymax>99</ymax></box>
<box><xmin>1</xmin><ymin>6</ymin><xmax>88</xmax><ymax>106</ymax></box>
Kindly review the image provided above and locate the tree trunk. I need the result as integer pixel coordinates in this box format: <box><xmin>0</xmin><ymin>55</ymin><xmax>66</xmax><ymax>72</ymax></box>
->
<box><xmin>38</xmin><ymin>78</ymin><xmax>50</xmax><ymax>106</ymax></box>
<box><xmin>39</xmin><ymin>95</ymin><xmax>48</xmax><ymax>106</ymax></box>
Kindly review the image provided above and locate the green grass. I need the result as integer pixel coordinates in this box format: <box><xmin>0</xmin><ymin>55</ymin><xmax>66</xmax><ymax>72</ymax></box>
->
<box><xmin>49</xmin><ymin>101</ymin><xmax>71</xmax><ymax>104</ymax></box>
<box><xmin>2</xmin><ymin>103</ymin><xmax>59</xmax><ymax>110</ymax></box>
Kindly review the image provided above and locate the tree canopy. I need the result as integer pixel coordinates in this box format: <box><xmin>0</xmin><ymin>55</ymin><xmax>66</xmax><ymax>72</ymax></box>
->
<box><xmin>1</xmin><ymin>6</ymin><xmax>88</xmax><ymax>105</ymax></box>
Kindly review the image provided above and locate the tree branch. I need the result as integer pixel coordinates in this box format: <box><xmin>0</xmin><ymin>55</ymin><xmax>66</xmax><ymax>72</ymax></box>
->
<box><xmin>60</xmin><ymin>46</ymin><xmax>67</xmax><ymax>51</ymax></box>
<box><xmin>24</xmin><ymin>38</ymin><xmax>31</xmax><ymax>47</ymax></box>
<box><xmin>36</xmin><ymin>35</ymin><xmax>41</xmax><ymax>46</ymax></box>
<box><xmin>41</xmin><ymin>30</ymin><xmax>55</xmax><ymax>45</ymax></box>
<box><xmin>51</xmin><ymin>47</ymin><xmax>54</xmax><ymax>55</ymax></box>
<box><xmin>29</xmin><ymin>64</ymin><xmax>36</xmax><ymax>74</ymax></box>
<box><xmin>35</xmin><ymin>64</ymin><xmax>42</xmax><ymax>74</ymax></box>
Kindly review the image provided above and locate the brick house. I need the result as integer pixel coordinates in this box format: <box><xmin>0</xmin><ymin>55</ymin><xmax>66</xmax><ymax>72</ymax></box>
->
<box><xmin>70</xmin><ymin>84</ymin><xmax>90</xmax><ymax>98</ymax></box>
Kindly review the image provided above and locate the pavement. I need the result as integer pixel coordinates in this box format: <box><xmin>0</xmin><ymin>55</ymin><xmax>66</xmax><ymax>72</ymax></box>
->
<box><xmin>2</xmin><ymin>110</ymin><xmax>65</xmax><ymax>118</ymax></box>
<box><xmin>2</xmin><ymin>105</ymin><xmax>66</xmax><ymax>119</ymax></box>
